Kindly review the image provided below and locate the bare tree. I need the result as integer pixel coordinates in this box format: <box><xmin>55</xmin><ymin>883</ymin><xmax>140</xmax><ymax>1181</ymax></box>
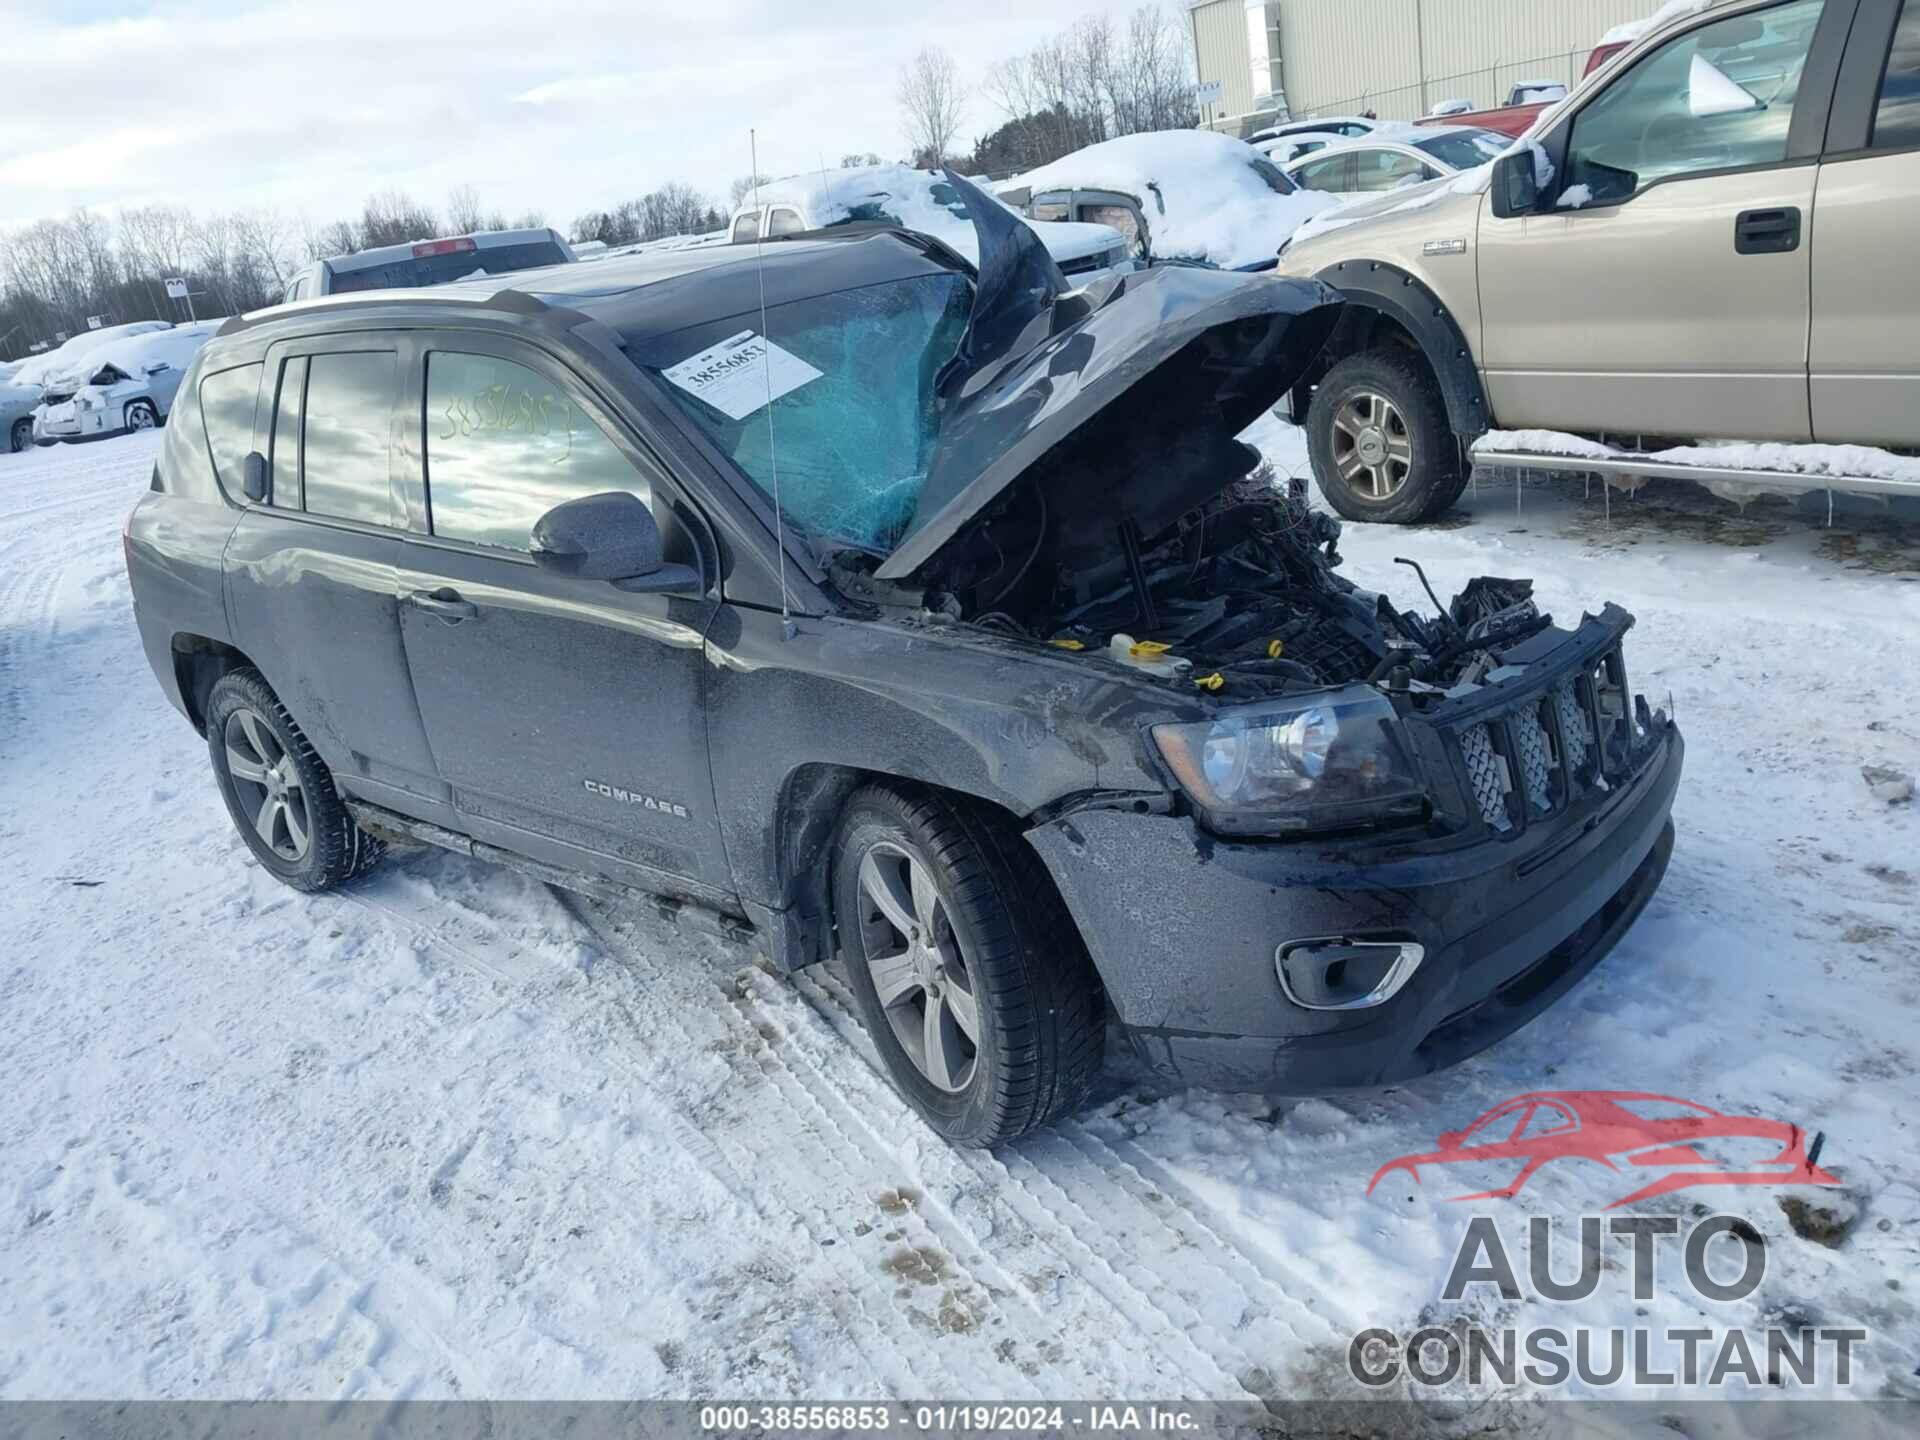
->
<box><xmin>446</xmin><ymin>184</ymin><xmax>485</xmax><ymax>235</ymax></box>
<box><xmin>728</xmin><ymin>174</ymin><xmax>771</xmax><ymax>209</ymax></box>
<box><xmin>898</xmin><ymin>46</ymin><xmax>965</xmax><ymax>167</ymax></box>
<box><xmin>839</xmin><ymin>151</ymin><xmax>884</xmax><ymax>169</ymax></box>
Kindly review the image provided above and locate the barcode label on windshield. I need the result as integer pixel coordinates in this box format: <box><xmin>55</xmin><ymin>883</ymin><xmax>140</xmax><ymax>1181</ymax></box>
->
<box><xmin>661</xmin><ymin>330</ymin><xmax>822</xmax><ymax>421</ymax></box>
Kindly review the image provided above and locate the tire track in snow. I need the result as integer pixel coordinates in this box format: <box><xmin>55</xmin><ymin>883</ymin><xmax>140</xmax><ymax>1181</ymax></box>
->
<box><xmin>787</xmin><ymin>965</ymin><xmax>1262</xmax><ymax>1397</ymax></box>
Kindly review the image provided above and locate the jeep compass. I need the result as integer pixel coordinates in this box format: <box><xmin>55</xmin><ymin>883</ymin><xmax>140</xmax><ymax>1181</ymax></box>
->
<box><xmin>125</xmin><ymin>176</ymin><xmax>1682</xmax><ymax>1145</ymax></box>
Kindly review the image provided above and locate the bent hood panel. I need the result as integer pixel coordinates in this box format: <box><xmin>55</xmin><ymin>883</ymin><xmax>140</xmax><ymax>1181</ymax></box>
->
<box><xmin>875</xmin><ymin>265</ymin><xmax>1343</xmax><ymax>581</ymax></box>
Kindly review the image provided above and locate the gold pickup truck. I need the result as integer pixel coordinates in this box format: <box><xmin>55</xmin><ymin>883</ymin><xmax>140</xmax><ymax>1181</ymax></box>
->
<box><xmin>1276</xmin><ymin>0</ymin><xmax>1920</xmax><ymax>522</ymax></box>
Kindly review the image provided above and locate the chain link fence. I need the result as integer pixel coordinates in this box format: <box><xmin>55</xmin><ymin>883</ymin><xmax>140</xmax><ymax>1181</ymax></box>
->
<box><xmin>1296</xmin><ymin>48</ymin><xmax>1593</xmax><ymax>124</ymax></box>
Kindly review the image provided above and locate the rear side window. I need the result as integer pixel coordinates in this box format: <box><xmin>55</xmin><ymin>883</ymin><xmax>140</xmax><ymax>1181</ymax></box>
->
<box><xmin>768</xmin><ymin>207</ymin><xmax>806</xmax><ymax>237</ymax></box>
<box><xmin>1292</xmin><ymin>153</ymin><xmax>1354</xmax><ymax>192</ymax></box>
<box><xmin>1875</xmin><ymin>0</ymin><xmax>1920</xmax><ymax>148</ymax></box>
<box><xmin>199</xmin><ymin>363</ymin><xmax>263</xmax><ymax>494</ymax></box>
<box><xmin>424</xmin><ymin>351</ymin><xmax>654</xmax><ymax>551</ymax></box>
<box><xmin>731</xmin><ymin>211</ymin><xmax>762</xmax><ymax>243</ymax></box>
<box><xmin>300</xmin><ymin>351</ymin><xmax>396</xmax><ymax>526</ymax></box>
<box><xmin>1352</xmin><ymin>149</ymin><xmax>1435</xmax><ymax>193</ymax></box>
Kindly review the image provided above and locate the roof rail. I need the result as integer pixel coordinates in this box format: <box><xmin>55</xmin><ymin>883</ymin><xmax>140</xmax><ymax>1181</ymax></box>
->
<box><xmin>214</xmin><ymin>285</ymin><xmax>556</xmax><ymax>339</ymax></box>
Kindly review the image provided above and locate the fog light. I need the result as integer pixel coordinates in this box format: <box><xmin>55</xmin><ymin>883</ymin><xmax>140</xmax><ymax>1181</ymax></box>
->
<box><xmin>1276</xmin><ymin>937</ymin><xmax>1425</xmax><ymax>1011</ymax></box>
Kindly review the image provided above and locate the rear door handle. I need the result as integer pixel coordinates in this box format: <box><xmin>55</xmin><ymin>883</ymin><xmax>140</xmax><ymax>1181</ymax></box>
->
<box><xmin>1735</xmin><ymin>206</ymin><xmax>1800</xmax><ymax>255</ymax></box>
<box><xmin>407</xmin><ymin>587</ymin><xmax>477</xmax><ymax>622</ymax></box>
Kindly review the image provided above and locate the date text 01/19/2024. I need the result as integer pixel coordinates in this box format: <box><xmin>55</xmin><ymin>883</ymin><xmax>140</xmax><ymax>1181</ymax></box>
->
<box><xmin>697</xmin><ymin>1406</ymin><xmax>1201</xmax><ymax>1432</ymax></box>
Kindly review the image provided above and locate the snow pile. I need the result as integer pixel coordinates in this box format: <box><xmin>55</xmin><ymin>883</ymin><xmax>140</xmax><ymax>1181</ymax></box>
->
<box><xmin>1011</xmin><ymin>130</ymin><xmax>1337</xmax><ymax>269</ymax></box>
<box><xmin>1602</xmin><ymin>0</ymin><xmax>1712</xmax><ymax>45</ymax></box>
<box><xmin>8</xmin><ymin>321</ymin><xmax>174</xmax><ymax>389</ymax></box>
<box><xmin>1477</xmin><ymin>428</ymin><xmax>1920</xmax><ymax>486</ymax></box>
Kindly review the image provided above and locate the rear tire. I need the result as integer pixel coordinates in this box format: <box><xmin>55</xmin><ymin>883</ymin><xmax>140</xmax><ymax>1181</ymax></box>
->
<box><xmin>205</xmin><ymin>669</ymin><xmax>384</xmax><ymax>892</ymax></box>
<box><xmin>1308</xmin><ymin>348</ymin><xmax>1463</xmax><ymax>524</ymax></box>
<box><xmin>9</xmin><ymin>419</ymin><xmax>30</xmax><ymax>454</ymax></box>
<box><xmin>833</xmin><ymin>785</ymin><xmax>1104</xmax><ymax>1146</ymax></box>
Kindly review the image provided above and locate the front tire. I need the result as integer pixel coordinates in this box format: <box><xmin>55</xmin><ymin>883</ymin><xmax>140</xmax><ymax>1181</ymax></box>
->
<box><xmin>125</xmin><ymin>400</ymin><xmax>158</xmax><ymax>433</ymax></box>
<box><xmin>9</xmin><ymin>418</ymin><xmax>30</xmax><ymax>453</ymax></box>
<box><xmin>1307</xmin><ymin>349</ymin><xmax>1464</xmax><ymax>524</ymax></box>
<box><xmin>205</xmin><ymin>669</ymin><xmax>383</xmax><ymax>892</ymax></box>
<box><xmin>833</xmin><ymin>785</ymin><xmax>1104</xmax><ymax>1146</ymax></box>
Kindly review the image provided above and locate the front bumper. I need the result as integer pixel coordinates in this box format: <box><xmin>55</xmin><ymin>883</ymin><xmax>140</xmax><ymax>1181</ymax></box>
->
<box><xmin>1028</xmin><ymin>720</ymin><xmax>1682</xmax><ymax>1093</ymax></box>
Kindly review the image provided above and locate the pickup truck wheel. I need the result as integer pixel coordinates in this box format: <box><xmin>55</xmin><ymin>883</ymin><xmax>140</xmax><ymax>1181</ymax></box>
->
<box><xmin>833</xmin><ymin>785</ymin><xmax>1104</xmax><ymax>1146</ymax></box>
<box><xmin>205</xmin><ymin>669</ymin><xmax>384</xmax><ymax>892</ymax></box>
<box><xmin>9</xmin><ymin>419</ymin><xmax>30</xmax><ymax>453</ymax></box>
<box><xmin>1307</xmin><ymin>349</ymin><xmax>1463</xmax><ymax>524</ymax></box>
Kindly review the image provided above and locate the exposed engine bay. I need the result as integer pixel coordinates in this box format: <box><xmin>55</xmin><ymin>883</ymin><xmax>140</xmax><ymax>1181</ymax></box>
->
<box><xmin>835</xmin><ymin>458</ymin><xmax>1551</xmax><ymax>705</ymax></box>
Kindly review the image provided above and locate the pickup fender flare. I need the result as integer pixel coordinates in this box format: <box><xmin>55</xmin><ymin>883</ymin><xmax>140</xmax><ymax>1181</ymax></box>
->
<box><xmin>1305</xmin><ymin>259</ymin><xmax>1490</xmax><ymax>440</ymax></box>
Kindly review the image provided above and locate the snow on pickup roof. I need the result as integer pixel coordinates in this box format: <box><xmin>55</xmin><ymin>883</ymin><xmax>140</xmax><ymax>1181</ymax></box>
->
<box><xmin>1602</xmin><ymin>0</ymin><xmax>1715</xmax><ymax>45</ymax></box>
<box><xmin>1010</xmin><ymin>130</ymin><xmax>1336</xmax><ymax>270</ymax></box>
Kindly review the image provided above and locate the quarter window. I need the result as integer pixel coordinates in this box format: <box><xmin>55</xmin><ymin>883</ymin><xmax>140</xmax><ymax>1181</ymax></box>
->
<box><xmin>198</xmin><ymin>363</ymin><xmax>263</xmax><ymax>494</ymax></box>
<box><xmin>300</xmin><ymin>351</ymin><xmax>396</xmax><ymax>526</ymax></box>
<box><xmin>424</xmin><ymin>351</ymin><xmax>654</xmax><ymax>552</ymax></box>
<box><xmin>1564</xmin><ymin>0</ymin><xmax>1825</xmax><ymax>204</ymax></box>
<box><xmin>1874</xmin><ymin>0</ymin><xmax>1920</xmax><ymax>149</ymax></box>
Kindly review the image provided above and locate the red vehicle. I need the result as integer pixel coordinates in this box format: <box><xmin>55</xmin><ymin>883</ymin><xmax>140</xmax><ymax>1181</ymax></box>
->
<box><xmin>1415</xmin><ymin>41</ymin><xmax>1632</xmax><ymax>139</ymax></box>
<box><xmin>1367</xmin><ymin>1091</ymin><xmax>1838</xmax><ymax>1209</ymax></box>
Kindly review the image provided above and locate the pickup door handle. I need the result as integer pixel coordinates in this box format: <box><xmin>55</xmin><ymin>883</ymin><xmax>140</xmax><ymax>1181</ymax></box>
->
<box><xmin>407</xmin><ymin>587</ymin><xmax>477</xmax><ymax>622</ymax></box>
<box><xmin>1735</xmin><ymin>206</ymin><xmax>1800</xmax><ymax>255</ymax></box>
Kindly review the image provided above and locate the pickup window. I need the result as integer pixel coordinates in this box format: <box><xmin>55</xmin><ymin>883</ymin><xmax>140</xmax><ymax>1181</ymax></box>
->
<box><xmin>1875</xmin><ymin>0</ymin><xmax>1920</xmax><ymax>148</ymax></box>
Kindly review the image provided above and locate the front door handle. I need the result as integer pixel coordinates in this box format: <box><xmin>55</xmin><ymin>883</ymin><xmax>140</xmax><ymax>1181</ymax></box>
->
<box><xmin>407</xmin><ymin>587</ymin><xmax>477</xmax><ymax>623</ymax></box>
<box><xmin>1735</xmin><ymin>206</ymin><xmax>1800</xmax><ymax>255</ymax></box>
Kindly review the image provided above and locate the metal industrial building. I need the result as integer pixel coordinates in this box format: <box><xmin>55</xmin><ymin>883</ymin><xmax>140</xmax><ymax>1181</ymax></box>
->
<box><xmin>1191</xmin><ymin>0</ymin><xmax>1657</xmax><ymax>134</ymax></box>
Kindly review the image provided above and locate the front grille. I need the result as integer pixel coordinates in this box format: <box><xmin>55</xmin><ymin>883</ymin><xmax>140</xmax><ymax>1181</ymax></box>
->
<box><xmin>1447</xmin><ymin>645</ymin><xmax>1645</xmax><ymax>836</ymax></box>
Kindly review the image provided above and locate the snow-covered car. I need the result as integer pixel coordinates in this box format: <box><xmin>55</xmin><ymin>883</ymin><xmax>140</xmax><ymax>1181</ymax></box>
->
<box><xmin>1283</xmin><ymin>127</ymin><xmax>1511</xmax><ymax>206</ymax></box>
<box><xmin>4</xmin><ymin>373</ymin><xmax>41</xmax><ymax>454</ymax></box>
<box><xmin>1247</xmin><ymin>116</ymin><xmax>1385</xmax><ymax>146</ymax></box>
<box><xmin>999</xmin><ymin>130</ymin><xmax>1339</xmax><ymax>271</ymax></box>
<box><xmin>1250</xmin><ymin>131</ymin><xmax>1343</xmax><ymax>166</ymax></box>
<box><xmin>280</xmin><ymin>227</ymin><xmax>577</xmax><ymax>304</ymax></box>
<box><xmin>6</xmin><ymin>320</ymin><xmax>173</xmax><ymax>392</ymax></box>
<box><xmin>31</xmin><ymin>322</ymin><xmax>220</xmax><ymax>444</ymax></box>
<box><xmin>727</xmin><ymin>164</ymin><xmax>1133</xmax><ymax>287</ymax></box>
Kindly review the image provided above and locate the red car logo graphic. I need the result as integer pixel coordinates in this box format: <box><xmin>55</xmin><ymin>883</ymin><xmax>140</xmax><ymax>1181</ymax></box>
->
<box><xmin>1369</xmin><ymin>1091</ymin><xmax>1839</xmax><ymax>1209</ymax></box>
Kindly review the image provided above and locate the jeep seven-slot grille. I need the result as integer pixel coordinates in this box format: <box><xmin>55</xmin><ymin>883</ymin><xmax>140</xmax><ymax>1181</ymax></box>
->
<box><xmin>1450</xmin><ymin>647</ymin><xmax>1637</xmax><ymax>835</ymax></box>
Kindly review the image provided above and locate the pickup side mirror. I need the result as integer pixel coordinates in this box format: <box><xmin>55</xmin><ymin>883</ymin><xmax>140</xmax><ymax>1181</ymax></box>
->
<box><xmin>241</xmin><ymin>451</ymin><xmax>270</xmax><ymax>503</ymax></box>
<box><xmin>1489</xmin><ymin>147</ymin><xmax>1541</xmax><ymax>219</ymax></box>
<box><xmin>529</xmin><ymin>491</ymin><xmax>703</xmax><ymax>594</ymax></box>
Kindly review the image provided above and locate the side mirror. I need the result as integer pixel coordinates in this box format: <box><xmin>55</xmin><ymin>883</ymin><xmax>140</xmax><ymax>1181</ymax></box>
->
<box><xmin>144</xmin><ymin>361</ymin><xmax>171</xmax><ymax>375</ymax></box>
<box><xmin>1489</xmin><ymin>147</ymin><xmax>1541</xmax><ymax>219</ymax></box>
<box><xmin>241</xmin><ymin>451</ymin><xmax>270</xmax><ymax>503</ymax></box>
<box><xmin>529</xmin><ymin>491</ymin><xmax>703</xmax><ymax>595</ymax></box>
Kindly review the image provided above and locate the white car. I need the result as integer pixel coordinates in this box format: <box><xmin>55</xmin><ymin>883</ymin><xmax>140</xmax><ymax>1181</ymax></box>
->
<box><xmin>31</xmin><ymin>323</ymin><xmax>220</xmax><ymax>444</ymax></box>
<box><xmin>729</xmin><ymin>164</ymin><xmax>1133</xmax><ymax>287</ymax></box>
<box><xmin>1281</xmin><ymin>126</ymin><xmax>1511</xmax><ymax>206</ymax></box>
<box><xmin>1000</xmin><ymin>129</ymin><xmax>1338</xmax><ymax>271</ymax></box>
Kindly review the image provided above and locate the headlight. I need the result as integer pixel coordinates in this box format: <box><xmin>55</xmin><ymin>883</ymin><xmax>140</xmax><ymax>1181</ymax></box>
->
<box><xmin>1152</xmin><ymin>686</ymin><xmax>1427</xmax><ymax>836</ymax></box>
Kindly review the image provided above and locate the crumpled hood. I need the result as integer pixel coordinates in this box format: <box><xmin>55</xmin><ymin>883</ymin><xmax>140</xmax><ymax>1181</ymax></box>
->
<box><xmin>875</xmin><ymin>240</ymin><xmax>1343</xmax><ymax>581</ymax></box>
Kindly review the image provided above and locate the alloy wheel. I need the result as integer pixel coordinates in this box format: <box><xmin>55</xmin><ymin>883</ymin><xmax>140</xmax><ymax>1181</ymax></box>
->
<box><xmin>1330</xmin><ymin>391</ymin><xmax>1414</xmax><ymax>499</ymax></box>
<box><xmin>854</xmin><ymin>842</ymin><xmax>981</xmax><ymax>1093</ymax></box>
<box><xmin>222</xmin><ymin>709</ymin><xmax>311</xmax><ymax>862</ymax></box>
<box><xmin>128</xmin><ymin>404</ymin><xmax>156</xmax><ymax>431</ymax></box>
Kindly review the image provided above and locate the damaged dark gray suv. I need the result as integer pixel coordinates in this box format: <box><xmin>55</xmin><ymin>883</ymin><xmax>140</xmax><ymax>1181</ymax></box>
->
<box><xmin>125</xmin><ymin>176</ymin><xmax>1682</xmax><ymax>1145</ymax></box>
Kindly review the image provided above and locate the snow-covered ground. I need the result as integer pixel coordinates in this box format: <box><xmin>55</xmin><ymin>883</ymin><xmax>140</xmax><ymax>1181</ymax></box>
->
<box><xmin>2</xmin><ymin>427</ymin><xmax>1917</xmax><ymax>1406</ymax></box>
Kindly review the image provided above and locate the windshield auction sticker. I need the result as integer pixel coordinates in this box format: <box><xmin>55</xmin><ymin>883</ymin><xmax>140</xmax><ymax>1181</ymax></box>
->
<box><xmin>662</xmin><ymin>330</ymin><xmax>821</xmax><ymax>421</ymax></box>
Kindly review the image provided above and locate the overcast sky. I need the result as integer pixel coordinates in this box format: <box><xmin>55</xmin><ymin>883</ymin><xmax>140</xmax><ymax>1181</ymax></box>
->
<box><xmin>0</xmin><ymin>0</ymin><xmax>1162</xmax><ymax>235</ymax></box>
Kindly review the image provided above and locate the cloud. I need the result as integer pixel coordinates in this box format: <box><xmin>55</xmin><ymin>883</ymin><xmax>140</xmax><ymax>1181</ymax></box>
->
<box><xmin>0</xmin><ymin>0</ymin><xmax>1133</xmax><ymax>233</ymax></box>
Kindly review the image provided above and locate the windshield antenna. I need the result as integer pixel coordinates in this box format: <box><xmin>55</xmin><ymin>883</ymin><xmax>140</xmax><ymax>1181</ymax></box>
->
<box><xmin>750</xmin><ymin>128</ymin><xmax>796</xmax><ymax>641</ymax></box>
